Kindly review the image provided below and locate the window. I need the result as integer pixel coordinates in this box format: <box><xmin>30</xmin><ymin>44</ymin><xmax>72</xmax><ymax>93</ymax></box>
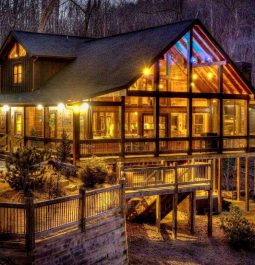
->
<box><xmin>13</xmin><ymin>64</ymin><xmax>23</xmax><ymax>85</ymax></box>
<box><xmin>26</xmin><ymin>107</ymin><xmax>44</xmax><ymax>137</ymax></box>
<box><xmin>15</xmin><ymin>113</ymin><xmax>23</xmax><ymax>135</ymax></box>
<box><xmin>223</xmin><ymin>100</ymin><xmax>247</xmax><ymax>136</ymax></box>
<box><xmin>8</xmin><ymin>43</ymin><xmax>26</xmax><ymax>59</ymax></box>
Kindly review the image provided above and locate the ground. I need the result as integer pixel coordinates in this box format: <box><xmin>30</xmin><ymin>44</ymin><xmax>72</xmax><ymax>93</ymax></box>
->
<box><xmin>127</xmin><ymin>200</ymin><xmax>255</xmax><ymax>265</ymax></box>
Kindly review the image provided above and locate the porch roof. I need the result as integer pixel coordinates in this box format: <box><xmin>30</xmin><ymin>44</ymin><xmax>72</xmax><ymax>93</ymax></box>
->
<box><xmin>0</xmin><ymin>19</ymin><xmax>196</xmax><ymax>105</ymax></box>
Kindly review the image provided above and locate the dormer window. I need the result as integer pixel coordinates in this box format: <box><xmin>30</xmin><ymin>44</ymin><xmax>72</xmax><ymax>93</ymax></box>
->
<box><xmin>8</xmin><ymin>43</ymin><xmax>26</xmax><ymax>59</ymax></box>
<box><xmin>13</xmin><ymin>63</ymin><xmax>23</xmax><ymax>84</ymax></box>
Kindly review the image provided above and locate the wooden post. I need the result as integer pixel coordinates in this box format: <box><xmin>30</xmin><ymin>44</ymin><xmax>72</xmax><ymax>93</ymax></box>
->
<box><xmin>72</xmin><ymin>111</ymin><xmax>80</xmax><ymax>165</ymax></box>
<box><xmin>189</xmin><ymin>191</ymin><xmax>196</xmax><ymax>235</ymax></box>
<box><xmin>218</xmin><ymin>65</ymin><xmax>223</xmax><ymax>154</ymax></box>
<box><xmin>156</xmin><ymin>195</ymin><xmax>161</xmax><ymax>232</ymax></box>
<box><xmin>213</xmin><ymin>158</ymin><xmax>217</xmax><ymax>192</ymax></box>
<box><xmin>245</xmin><ymin>157</ymin><xmax>250</xmax><ymax>211</ymax></box>
<box><xmin>25</xmin><ymin>196</ymin><xmax>35</xmax><ymax>253</ymax></box>
<box><xmin>79</xmin><ymin>186</ymin><xmax>86</xmax><ymax>232</ymax></box>
<box><xmin>217</xmin><ymin>158</ymin><xmax>222</xmax><ymax>213</ymax></box>
<box><xmin>154</xmin><ymin>61</ymin><xmax>160</xmax><ymax>157</ymax></box>
<box><xmin>119</xmin><ymin>178</ymin><xmax>126</xmax><ymax>218</ymax></box>
<box><xmin>172</xmin><ymin>166</ymin><xmax>178</xmax><ymax>239</ymax></box>
<box><xmin>120</xmin><ymin>96</ymin><xmax>125</xmax><ymax>157</ymax></box>
<box><xmin>208</xmin><ymin>188</ymin><xmax>213</xmax><ymax>237</ymax></box>
<box><xmin>236</xmin><ymin>157</ymin><xmax>241</xmax><ymax>201</ymax></box>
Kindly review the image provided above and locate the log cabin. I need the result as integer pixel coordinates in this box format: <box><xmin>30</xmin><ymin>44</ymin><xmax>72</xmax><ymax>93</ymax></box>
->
<box><xmin>0</xmin><ymin>19</ymin><xmax>254</xmax><ymax>233</ymax></box>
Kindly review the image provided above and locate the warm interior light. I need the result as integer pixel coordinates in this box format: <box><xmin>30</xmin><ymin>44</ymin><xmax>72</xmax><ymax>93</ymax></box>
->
<box><xmin>143</xmin><ymin>67</ymin><xmax>151</xmax><ymax>76</ymax></box>
<box><xmin>37</xmin><ymin>104</ymin><xmax>43</xmax><ymax>110</ymax></box>
<box><xmin>207</xmin><ymin>72</ymin><xmax>213</xmax><ymax>79</ymax></box>
<box><xmin>2</xmin><ymin>105</ymin><xmax>10</xmax><ymax>112</ymax></box>
<box><xmin>80</xmin><ymin>102</ymin><xmax>89</xmax><ymax>112</ymax></box>
<box><xmin>190</xmin><ymin>82</ymin><xmax>195</xmax><ymax>87</ymax></box>
<box><xmin>73</xmin><ymin>105</ymin><xmax>80</xmax><ymax>113</ymax></box>
<box><xmin>192</xmin><ymin>73</ymin><xmax>198</xmax><ymax>80</ymax></box>
<box><xmin>58</xmin><ymin>103</ymin><xmax>65</xmax><ymax>111</ymax></box>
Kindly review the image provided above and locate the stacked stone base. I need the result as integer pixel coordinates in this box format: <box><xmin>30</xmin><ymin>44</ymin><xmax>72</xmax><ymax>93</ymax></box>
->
<box><xmin>0</xmin><ymin>214</ymin><xmax>128</xmax><ymax>265</ymax></box>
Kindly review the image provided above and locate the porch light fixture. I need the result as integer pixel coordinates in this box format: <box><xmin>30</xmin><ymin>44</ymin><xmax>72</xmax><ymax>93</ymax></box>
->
<box><xmin>80</xmin><ymin>102</ymin><xmax>89</xmax><ymax>112</ymax></box>
<box><xmin>207</xmin><ymin>72</ymin><xmax>213</xmax><ymax>80</ymax></box>
<box><xmin>143</xmin><ymin>67</ymin><xmax>151</xmax><ymax>76</ymax></box>
<box><xmin>37</xmin><ymin>104</ymin><xmax>43</xmax><ymax>110</ymax></box>
<box><xmin>73</xmin><ymin>105</ymin><xmax>80</xmax><ymax>113</ymax></box>
<box><xmin>58</xmin><ymin>103</ymin><xmax>65</xmax><ymax>111</ymax></box>
<box><xmin>2</xmin><ymin>105</ymin><xmax>10</xmax><ymax>112</ymax></box>
<box><xmin>192</xmin><ymin>73</ymin><xmax>198</xmax><ymax>80</ymax></box>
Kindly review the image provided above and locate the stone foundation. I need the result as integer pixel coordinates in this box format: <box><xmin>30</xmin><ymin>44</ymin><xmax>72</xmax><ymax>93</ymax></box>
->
<box><xmin>0</xmin><ymin>214</ymin><xmax>128</xmax><ymax>265</ymax></box>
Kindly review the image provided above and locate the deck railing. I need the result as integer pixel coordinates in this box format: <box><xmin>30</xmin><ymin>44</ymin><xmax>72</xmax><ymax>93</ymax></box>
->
<box><xmin>122</xmin><ymin>162</ymin><xmax>212</xmax><ymax>189</ymax></box>
<box><xmin>0</xmin><ymin>183</ymin><xmax>124</xmax><ymax>251</ymax></box>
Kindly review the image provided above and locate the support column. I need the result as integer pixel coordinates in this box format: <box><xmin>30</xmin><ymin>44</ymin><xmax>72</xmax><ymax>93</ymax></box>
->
<box><xmin>73</xmin><ymin>111</ymin><xmax>80</xmax><ymax>165</ymax></box>
<box><xmin>245</xmin><ymin>157</ymin><xmax>250</xmax><ymax>211</ymax></box>
<box><xmin>217</xmin><ymin>158</ymin><xmax>222</xmax><ymax>213</ymax></box>
<box><xmin>23</xmin><ymin>106</ymin><xmax>27</xmax><ymax>147</ymax></box>
<box><xmin>208</xmin><ymin>188</ymin><xmax>213</xmax><ymax>237</ymax></box>
<box><xmin>189</xmin><ymin>191</ymin><xmax>196</xmax><ymax>235</ymax></box>
<box><xmin>172</xmin><ymin>192</ymin><xmax>178</xmax><ymax>239</ymax></box>
<box><xmin>154</xmin><ymin>62</ymin><xmax>160</xmax><ymax>157</ymax></box>
<box><xmin>120</xmin><ymin>96</ymin><xmax>125</xmax><ymax>157</ymax></box>
<box><xmin>236</xmin><ymin>157</ymin><xmax>241</xmax><ymax>201</ymax></box>
<box><xmin>213</xmin><ymin>158</ymin><xmax>217</xmax><ymax>192</ymax></box>
<box><xmin>156</xmin><ymin>195</ymin><xmax>161</xmax><ymax>232</ymax></box>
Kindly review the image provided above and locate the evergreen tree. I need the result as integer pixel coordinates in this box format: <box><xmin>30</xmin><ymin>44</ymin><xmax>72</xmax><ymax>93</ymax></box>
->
<box><xmin>56</xmin><ymin>130</ymin><xmax>71</xmax><ymax>163</ymax></box>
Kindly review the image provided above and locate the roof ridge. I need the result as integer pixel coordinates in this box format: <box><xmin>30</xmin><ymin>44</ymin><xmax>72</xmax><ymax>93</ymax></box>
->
<box><xmin>84</xmin><ymin>19</ymin><xmax>199</xmax><ymax>44</ymax></box>
<box><xmin>13</xmin><ymin>30</ymin><xmax>93</xmax><ymax>40</ymax></box>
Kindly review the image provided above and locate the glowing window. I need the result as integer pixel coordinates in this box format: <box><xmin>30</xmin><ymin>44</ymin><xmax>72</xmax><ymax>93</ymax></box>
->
<box><xmin>13</xmin><ymin>64</ymin><xmax>23</xmax><ymax>84</ymax></box>
<box><xmin>8</xmin><ymin>43</ymin><xmax>26</xmax><ymax>59</ymax></box>
<box><xmin>15</xmin><ymin>113</ymin><xmax>23</xmax><ymax>135</ymax></box>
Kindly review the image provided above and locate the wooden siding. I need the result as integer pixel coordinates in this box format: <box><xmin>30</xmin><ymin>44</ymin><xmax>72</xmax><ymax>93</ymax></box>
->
<box><xmin>33</xmin><ymin>58</ymin><xmax>70</xmax><ymax>90</ymax></box>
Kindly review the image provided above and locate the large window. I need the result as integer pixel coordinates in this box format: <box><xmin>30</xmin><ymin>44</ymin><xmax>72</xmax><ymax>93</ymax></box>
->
<box><xmin>159</xmin><ymin>33</ymin><xmax>189</xmax><ymax>92</ymax></box>
<box><xmin>92</xmin><ymin>106</ymin><xmax>120</xmax><ymax>139</ymax></box>
<box><xmin>192</xmin><ymin>99</ymin><xmax>219</xmax><ymax>136</ymax></box>
<box><xmin>26</xmin><ymin>107</ymin><xmax>44</xmax><ymax>137</ymax></box>
<box><xmin>160</xmin><ymin>98</ymin><xmax>188</xmax><ymax>137</ymax></box>
<box><xmin>223</xmin><ymin>100</ymin><xmax>247</xmax><ymax>136</ymax></box>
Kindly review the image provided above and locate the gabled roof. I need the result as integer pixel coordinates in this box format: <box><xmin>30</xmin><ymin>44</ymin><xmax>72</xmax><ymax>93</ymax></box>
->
<box><xmin>0</xmin><ymin>31</ymin><xmax>92</xmax><ymax>59</ymax></box>
<box><xmin>0</xmin><ymin>19</ymin><xmax>253</xmax><ymax>104</ymax></box>
<box><xmin>0</xmin><ymin>19</ymin><xmax>195</xmax><ymax>104</ymax></box>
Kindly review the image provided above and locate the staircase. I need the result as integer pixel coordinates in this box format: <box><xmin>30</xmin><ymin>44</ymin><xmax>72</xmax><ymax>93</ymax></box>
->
<box><xmin>127</xmin><ymin>192</ymin><xmax>190</xmax><ymax>223</ymax></box>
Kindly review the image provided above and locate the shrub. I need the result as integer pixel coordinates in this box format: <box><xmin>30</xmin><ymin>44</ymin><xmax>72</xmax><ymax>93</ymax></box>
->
<box><xmin>79</xmin><ymin>156</ymin><xmax>111</xmax><ymax>188</ymax></box>
<box><xmin>220</xmin><ymin>205</ymin><xmax>255</xmax><ymax>250</ymax></box>
<box><xmin>56</xmin><ymin>130</ymin><xmax>71</xmax><ymax>163</ymax></box>
<box><xmin>5</xmin><ymin>147</ymin><xmax>51</xmax><ymax>195</ymax></box>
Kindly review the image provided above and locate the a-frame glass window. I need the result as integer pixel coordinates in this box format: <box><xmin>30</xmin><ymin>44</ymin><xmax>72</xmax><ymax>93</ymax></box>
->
<box><xmin>8</xmin><ymin>43</ymin><xmax>26</xmax><ymax>59</ymax></box>
<box><xmin>223</xmin><ymin>64</ymin><xmax>251</xmax><ymax>95</ymax></box>
<box><xmin>191</xmin><ymin>25</ymin><xmax>224</xmax><ymax>93</ymax></box>
<box><xmin>159</xmin><ymin>32</ymin><xmax>189</xmax><ymax>92</ymax></box>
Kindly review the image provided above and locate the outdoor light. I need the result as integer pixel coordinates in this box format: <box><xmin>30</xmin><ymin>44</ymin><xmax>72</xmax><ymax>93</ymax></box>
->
<box><xmin>37</xmin><ymin>104</ymin><xmax>43</xmax><ymax>110</ymax></box>
<box><xmin>192</xmin><ymin>73</ymin><xmax>198</xmax><ymax>80</ymax></box>
<box><xmin>191</xmin><ymin>57</ymin><xmax>197</xmax><ymax>64</ymax></box>
<box><xmin>58</xmin><ymin>103</ymin><xmax>65</xmax><ymax>111</ymax></box>
<box><xmin>2</xmin><ymin>105</ymin><xmax>10</xmax><ymax>112</ymax></box>
<box><xmin>73</xmin><ymin>105</ymin><xmax>80</xmax><ymax>113</ymax></box>
<box><xmin>207</xmin><ymin>72</ymin><xmax>213</xmax><ymax>80</ymax></box>
<box><xmin>190</xmin><ymin>82</ymin><xmax>195</xmax><ymax>87</ymax></box>
<box><xmin>80</xmin><ymin>102</ymin><xmax>89</xmax><ymax>112</ymax></box>
<box><xmin>143</xmin><ymin>67</ymin><xmax>151</xmax><ymax>76</ymax></box>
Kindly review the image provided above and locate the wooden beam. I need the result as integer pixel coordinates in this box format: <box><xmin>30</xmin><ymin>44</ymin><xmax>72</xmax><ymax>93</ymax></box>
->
<box><xmin>189</xmin><ymin>191</ymin><xmax>196</xmax><ymax>235</ymax></box>
<box><xmin>236</xmin><ymin>157</ymin><xmax>241</xmax><ymax>201</ymax></box>
<box><xmin>188</xmin><ymin>30</ymin><xmax>193</xmax><ymax>155</ymax></box>
<box><xmin>219</xmin><ymin>65</ymin><xmax>223</xmax><ymax>154</ymax></box>
<box><xmin>217</xmin><ymin>158</ymin><xmax>222</xmax><ymax>213</ymax></box>
<box><xmin>208</xmin><ymin>189</ymin><xmax>213</xmax><ymax>237</ymax></box>
<box><xmin>172</xmin><ymin>192</ymin><xmax>178</xmax><ymax>239</ymax></box>
<box><xmin>245</xmin><ymin>157</ymin><xmax>250</xmax><ymax>211</ymax></box>
<box><xmin>121</xmin><ymin>96</ymin><xmax>125</xmax><ymax>157</ymax></box>
<box><xmin>154</xmin><ymin>61</ymin><xmax>160</xmax><ymax>157</ymax></box>
<box><xmin>247</xmin><ymin>99</ymin><xmax>250</xmax><ymax>152</ymax></box>
<box><xmin>72</xmin><ymin>111</ymin><xmax>80</xmax><ymax>165</ymax></box>
<box><xmin>213</xmin><ymin>158</ymin><xmax>217</xmax><ymax>191</ymax></box>
<box><xmin>156</xmin><ymin>195</ymin><xmax>161</xmax><ymax>232</ymax></box>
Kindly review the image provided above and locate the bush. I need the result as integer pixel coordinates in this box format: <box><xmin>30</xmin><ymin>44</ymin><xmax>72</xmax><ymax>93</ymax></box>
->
<box><xmin>79</xmin><ymin>156</ymin><xmax>112</xmax><ymax>188</ymax></box>
<box><xmin>220</xmin><ymin>205</ymin><xmax>255</xmax><ymax>250</ymax></box>
<box><xmin>5</xmin><ymin>147</ymin><xmax>51</xmax><ymax>195</ymax></box>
